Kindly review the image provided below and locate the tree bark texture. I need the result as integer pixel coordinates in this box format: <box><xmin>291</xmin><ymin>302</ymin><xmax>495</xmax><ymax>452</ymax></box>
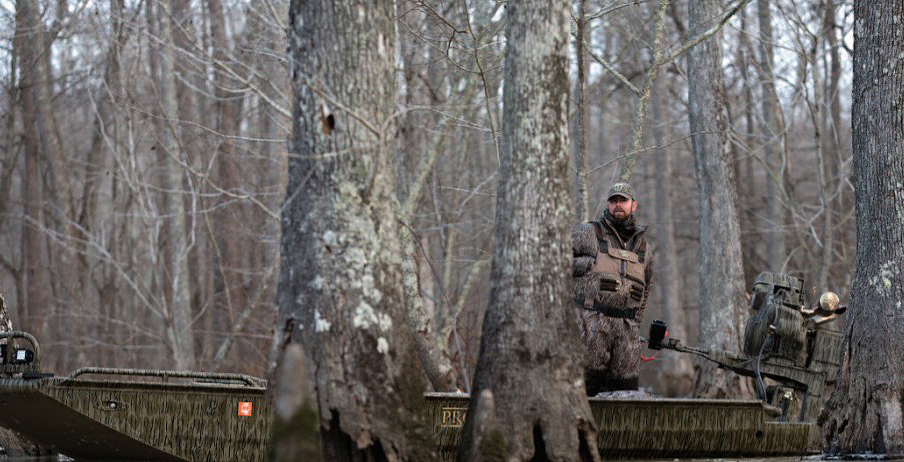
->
<box><xmin>686</xmin><ymin>0</ymin><xmax>753</xmax><ymax>399</ymax></box>
<box><xmin>458</xmin><ymin>1</ymin><xmax>598</xmax><ymax>460</ymax></box>
<box><xmin>277</xmin><ymin>1</ymin><xmax>434</xmax><ymax>460</ymax></box>
<box><xmin>821</xmin><ymin>0</ymin><xmax>904</xmax><ymax>454</ymax></box>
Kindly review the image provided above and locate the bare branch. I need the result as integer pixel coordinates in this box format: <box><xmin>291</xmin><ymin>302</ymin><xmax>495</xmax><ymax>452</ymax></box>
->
<box><xmin>661</xmin><ymin>0</ymin><xmax>752</xmax><ymax>66</ymax></box>
<box><xmin>586</xmin><ymin>45</ymin><xmax>642</xmax><ymax>96</ymax></box>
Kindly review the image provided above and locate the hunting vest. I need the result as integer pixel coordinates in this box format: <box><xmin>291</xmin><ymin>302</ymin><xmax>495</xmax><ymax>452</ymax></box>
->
<box><xmin>577</xmin><ymin>220</ymin><xmax>648</xmax><ymax>319</ymax></box>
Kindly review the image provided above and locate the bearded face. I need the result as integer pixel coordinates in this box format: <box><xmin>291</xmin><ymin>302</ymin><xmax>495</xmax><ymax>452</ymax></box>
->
<box><xmin>607</xmin><ymin>196</ymin><xmax>636</xmax><ymax>220</ymax></box>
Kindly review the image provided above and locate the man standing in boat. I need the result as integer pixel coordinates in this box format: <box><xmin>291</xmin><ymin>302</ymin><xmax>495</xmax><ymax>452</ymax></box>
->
<box><xmin>572</xmin><ymin>182</ymin><xmax>653</xmax><ymax>395</ymax></box>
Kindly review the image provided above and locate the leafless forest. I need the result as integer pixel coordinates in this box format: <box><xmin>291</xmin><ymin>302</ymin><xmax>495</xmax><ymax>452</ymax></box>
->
<box><xmin>2</xmin><ymin>0</ymin><xmax>852</xmax><ymax>394</ymax></box>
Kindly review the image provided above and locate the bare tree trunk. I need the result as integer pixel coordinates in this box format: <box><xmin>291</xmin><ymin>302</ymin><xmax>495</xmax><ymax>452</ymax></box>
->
<box><xmin>756</xmin><ymin>0</ymin><xmax>787</xmax><ymax>272</ymax></box>
<box><xmin>206</xmin><ymin>0</ymin><xmax>250</xmax><ymax>363</ymax></box>
<box><xmin>397</xmin><ymin>134</ymin><xmax>454</xmax><ymax>392</ymax></box>
<box><xmin>735</xmin><ymin>5</ymin><xmax>760</xmax><ymax>284</ymax></box>
<box><xmin>594</xmin><ymin>27</ymin><xmax>613</xmax><ymax>200</ymax></box>
<box><xmin>39</xmin><ymin>3</ymin><xmax>72</xmax><ymax>365</ymax></box>
<box><xmin>0</xmin><ymin>45</ymin><xmax>20</xmax><ymax>313</ymax></box>
<box><xmin>399</xmin><ymin>229</ymin><xmax>455</xmax><ymax>392</ymax></box>
<box><xmin>154</xmin><ymin>0</ymin><xmax>196</xmax><ymax>371</ymax></box>
<box><xmin>686</xmin><ymin>0</ymin><xmax>754</xmax><ymax>399</ymax></box>
<box><xmin>821</xmin><ymin>1</ymin><xmax>904</xmax><ymax>453</ymax></box>
<box><xmin>817</xmin><ymin>0</ymin><xmax>843</xmax><ymax>293</ymax></box>
<box><xmin>395</xmin><ymin>7</ymin><xmax>455</xmax><ymax>392</ymax></box>
<box><xmin>651</xmin><ymin>72</ymin><xmax>693</xmax><ymax>397</ymax></box>
<box><xmin>276</xmin><ymin>1</ymin><xmax>434</xmax><ymax>459</ymax></box>
<box><xmin>80</xmin><ymin>0</ymin><xmax>124</xmax><ymax>262</ymax></box>
<box><xmin>207</xmin><ymin>0</ymin><xmax>289</xmax><ymax>370</ymax></box>
<box><xmin>167</xmin><ymin>0</ymin><xmax>208</xmax><ymax>350</ymax></box>
<box><xmin>79</xmin><ymin>0</ymin><xmax>125</xmax><ymax>361</ymax></box>
<box><xmin>15</xmin><ymin>0</ymin><xmax>50</xmax><ymax>340</ymax></box>
<box><xmin>574</xmin><ymin>0</ymin><xmax>590</xmax><ymax>221</ymax></box>
<box><xmin>457</xmin><ymin>1</ymin><xmax>598</xmax><ymax>460</ymax></box>
<box><xmin>399</xmin><ymin>150</ymin><xmax>455</xmax><ymax>391</ymax></box>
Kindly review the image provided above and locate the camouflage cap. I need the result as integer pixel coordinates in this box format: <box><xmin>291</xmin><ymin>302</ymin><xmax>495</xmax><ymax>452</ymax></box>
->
<box><xmin>606</xmin><ymin>182</ymin><xmax>635</xmax><ymax>200</ymax></box>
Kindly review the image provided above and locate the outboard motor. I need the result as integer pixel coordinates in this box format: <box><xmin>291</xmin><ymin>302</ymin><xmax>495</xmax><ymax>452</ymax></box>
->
<box><xmin>743</xmin><ymin>272</ymin><xmax>808</xmax><ymax>366</ymax></box>
<box><xmin>646</xmin><ymin>271</ymin><xmax>847</xmax><ymax>422</ymax></box>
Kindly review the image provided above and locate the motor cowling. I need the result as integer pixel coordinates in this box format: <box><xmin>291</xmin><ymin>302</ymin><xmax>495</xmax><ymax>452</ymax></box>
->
<box><xmin>743</xmin><ymin>272</ymin><xmax>808</xmax><ymax>367</ymax></box>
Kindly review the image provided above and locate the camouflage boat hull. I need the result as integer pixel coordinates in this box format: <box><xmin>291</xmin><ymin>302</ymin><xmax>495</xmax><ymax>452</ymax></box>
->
<box><xmin>0</xmin><ymin>369</ymin><xmax>269</xmax><ymax>461</ymax></box>
<box><xmin>426</xmin><ymin>392</ymin><xmax>818</xmax><ymax>460</ymax></box>
<box><xmin>0</xmin><ymin>324</ymin><xmax>827</xmax><ymax>460</ymax></box>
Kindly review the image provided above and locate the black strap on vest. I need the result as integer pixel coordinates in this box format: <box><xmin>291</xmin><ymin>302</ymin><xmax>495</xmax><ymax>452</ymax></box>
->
<box><xmin>574</xmin><ymin>297</ymin><xmax>637</xmax><ymax>319</ymax></box>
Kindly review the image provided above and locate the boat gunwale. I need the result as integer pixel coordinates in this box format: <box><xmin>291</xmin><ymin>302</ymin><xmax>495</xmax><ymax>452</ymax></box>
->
<box><xmin>425</xmin><ymin>392</ymin><xmax>775</xmax><ymax>408</ymax></box>
<box><xmin>0</xmin><ymin>375</ymin><xmax>267</xmax><ymax>395</ymax></box>
<box><xmin>51</xmin><ymin>376</ymin><xmax>268</xmax><ymax>394</ymax></box>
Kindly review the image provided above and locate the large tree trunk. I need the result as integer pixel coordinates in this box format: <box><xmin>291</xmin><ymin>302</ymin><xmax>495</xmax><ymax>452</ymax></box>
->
<box><xmin>686</xmin><ymin>0</ymin><xmax>754</xmax><ymax>399</ymax></box>
<box><xmin>457</xmin><ymin>1</ymin><xmax>598</xmax><ymax>460</ymax></box>
<box><xmin>821</xmin><ymin>1</ymin><xmax>904</xmax><ymax>454</ymax></box>
<box><xmin>276</xmin><ymin>1</ymin><xmax>434</xmax><ymax>459</ymax></box>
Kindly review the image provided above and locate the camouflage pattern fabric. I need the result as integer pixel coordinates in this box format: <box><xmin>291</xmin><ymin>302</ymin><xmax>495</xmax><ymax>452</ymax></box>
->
<box><xmin>577</xmin><ymin>311</ymin><xmax>641</xmax><ymax>394</ymax></box>
<box><xmin>572</xmin><ymin>256</ymin><xmax>595</xmax><ymax>277</ymax></box>
<box><xmin>571</xmin><ymin>222</ymin><xmax>599</xmax><ymax>257</ymax></box>
<box><xmin>573</xmin><ymin>269</ymin><xmax>643</xmax><ymax>394</ymax></box>
<box><xmin>606</xmin><ymin>182</ymin><xmax>635</xmax><ymax>201</ymax></box>
<box><xmin>571</xmin><ymin>215</ymin><xmax>652</xmax><ymax>395</ymax></box>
